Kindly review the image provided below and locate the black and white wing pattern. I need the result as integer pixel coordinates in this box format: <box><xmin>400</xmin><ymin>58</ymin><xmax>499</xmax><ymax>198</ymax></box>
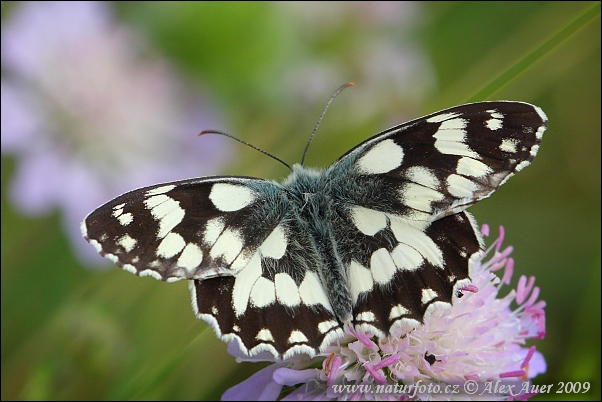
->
<box><xmin>324</xmin><ymin>101</ymin><xmax>546</xmax><ymax>337</ymax></box>
<box><xmin>82</xmin><ymin>177</ymin><xmax>344</xmax><ymax>359</ymax></box>
<box><xmin>82</xmin><ymin>100</ymin><xmax>547</xmax><ymax>360</ymax></box>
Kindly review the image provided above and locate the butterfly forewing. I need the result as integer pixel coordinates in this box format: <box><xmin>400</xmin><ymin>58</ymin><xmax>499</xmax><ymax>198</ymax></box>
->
<box><xmin>82</xmin><ymin>176</ymin><xmax>344</xmax><ymax>358</ymax></box>
<box><xmin>82</xmin><ymin>100</ymin><xmax>547</xmax><ymax>360</ymax></box>
<box><xmin>330</xmin><ymin>101</ymin><xmax>546</xmax><ymax>220</ymax></box>
<box><xmin>83</xmin><ymin>177</ymin><xmax>283</xmax><ymax>281</ymax></box>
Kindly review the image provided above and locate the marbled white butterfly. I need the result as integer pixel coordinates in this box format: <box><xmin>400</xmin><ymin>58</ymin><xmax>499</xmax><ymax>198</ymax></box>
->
<box><xmin>82</xmin><ymin>100</ymin><xmax>547</xmax><ymax>360</ymax></box>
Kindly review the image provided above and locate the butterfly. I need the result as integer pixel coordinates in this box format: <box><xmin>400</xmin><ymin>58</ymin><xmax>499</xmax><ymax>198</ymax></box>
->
<box><xmin>82</xmin><ymin>100</ymin><xmax>547</xmax><ymax>360</ymax></box>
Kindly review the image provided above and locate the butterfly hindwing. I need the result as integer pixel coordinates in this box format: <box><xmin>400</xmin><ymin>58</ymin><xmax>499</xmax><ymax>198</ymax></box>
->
<box><xmin>349</xmin><ymin>211</ymin><xmax>483</xmax><ymax>337</ymax></box>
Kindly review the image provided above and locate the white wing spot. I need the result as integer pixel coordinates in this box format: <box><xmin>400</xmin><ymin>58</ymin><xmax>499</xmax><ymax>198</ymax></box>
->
<box><xmin>433</xmin><ymin>118</ymin><xmax>480</xmax><ymax>159</ymax></box>
<box><xmin>288</xmin><ymin>330</ymin><xmax>309</xmax><ymax>344</ymax></box>
<box><xmin>145</xmin><ymin>195</ymin><xmax>185</xmax><ymax>238</ymax></box>
<box><xmin>259</xmin><ymin>225</ymin><xmax>287</xmax><ymax>259</ymax></box>
<box><xmin>204</xmin><ymin>217</ymin><xmax>225</xmax><ymax>246</ymax></box>
<box><xmin>399</xmin><ymin>182</ymin><xmax>444</xmax><ymax>213</ymax></box>
<box><xmin>275</xmin><ymin>273</ymin><xmax>301</xmax><ymax>307</ymax></box>
<box><xmin>90</xmin><ymin>239</ymin><xmax>103</xmax><ymax>254</ymax></box>
<box><xmin>530</xmin><ymin>144</ymin><xmax>540</xmax><ymax>157</ymax></box>
<box><xmin>118</xmin><ymin>213</ymin><xmax>133</xmax><ymax>226</ymax></box>
<box><xmin>256</xmin><ymin>329</ymin><xmax>275</xmax><ymax>342</ymax></box>
<box><xmin>144</xmin><ymin>194</ymin><xmax>168</xmax><ymax>209</ymax></box>
<box><xmin>298</xmin><ymin>271</ymin><xmax>333</xmax><ymax>312</ymax></box>
<box><xmin>356</xmin><ymin>139</ymin><xmax>404</xmax><ymax>175</ymax></box>
<box><xmin>209</xmin><ymin>183</ymin><xmax>256</xmax><ymax>212</ymax></box>
<box><xmin>421</xmin><ymin>288</ymin><xmax>438</xmax><ymax>304</ymax></box>
<box><xmin>318</xmin><ymin>320</ymin><xmax>339</xmax><ymax>334</ymax></box>
<box><xmin>536</xmin><ymin>125</ymin><xmax>546</xmax><ymax>140</ymax></box>
<box><xmin>515</xmin><ymin>161</ymin><xmax>530</xmax><ymax>172</ymax></box>
<box><xmin>356</xmin><ymin>311</ymin><xmax>375</xmax><ymax>322</ymax></box>
<box><xmin>106</xmin><ymin>253</ymin><xmax>118</xmax><ymax>264</ymax></box>
<box><xmin>146</xmin><ymin>185</ymin><xmax>175</xmax><ymax>196</ymax></box>
<box><xmin>250</xmin><ymin>277</ymin><xmax>276</xmax><ymax>308</ymax></box>
<box><xmin>350</xmin><ymin>206</ymin><xmax>387</xmax><ymax>236</ymax></box>
<box><xmin>139</xmin><ymin>269</ymin><xmax>162</xmax><ymax>280</ymax></box>
<box><xmin>389</xmin><ymin>217</ymin><xmax>444</xmax><ymax>268</ymax></box>
<box><xmin>112</xmin><ymin>205</ymin><xmax>124</xmax><ymax>218</ymax></box>
<box><xmin>156</xmin><ymin>232</ymin><xmax>186</xmax><ymax>258</ymax></box>
<box><xmin>456</xmin><ymin>157</ymin><xmax>492</xmax><ymax>178</ymax></box>
<box><xmin>232</xmin><ymin>253</ymin><xmax>262</xmax><ymax>316</ymax></box>
<box><xmin>117</xmin><ymin>234</ymin><xmax>137</xmax><ymax>252</ymax></box>
<box><xmin>370</xmin><ymin>248</ymin><xmax>397</xmax><ymax>284</ymax></box>
<box><xmin>230</xmin><ymin>251</ymin><xmax>253</xmax><ymax>275</ymax></box>
<box><xmin>447</xmin><ymin>174</ymin><xmax>479</xmax><ymax>199</ymax></box>
<box><xmin>283</xmin><ymin>345</ymin><xmax>315</xmax><ymax>360</ymax></box>
<box><xmin>486</xmin><ymin>118</ymin><xmax>503</xmax><ymax>131</ymax></box>
<box><xmin>348</xmin><ymin>260</ymin><xmax>374</xmax><ymax>304</ymax></box>
<box><xmin>210</xmin><ymin>227</ymin><xmax>244</xmax><ymax>265</ymax></box>
<box><xmin>405</xmin><ymin>166</ymin><xmax>439</xmax><ymax>189</ymax></box>
<box><xmin>499</xmin><ymin>138</ymin><xmax>519</xmax><ymax>153</ymax></box>
<box><xmin>112</xmin><ymin>204</ymin><xmax>132</xmax><ymax>226</ymax></box>
<box><xmin>426</xmin><ymin>112</ymin><xmax>459</xmax><ymax>123</ymax></box>
<box><xmin>391</xmin><ymin>242</ymin><xmax>423</xmax><ymax>271</ymax></box>
<box><xmin>487</xmin><ymin>109</ymin><xmax>504</xmax><ymax>119</ymax></box>
<box><xmin>177</xmin><ymin>243</ymin><xmax>203</xmax><ymax>271</ymax></box>
<box><xmin>80</xmin><ymin>220</ymin><xmax>88</xmax><ymax>238</ymax></box>
<box><xmin>534</xmin><ymin>106</ymin><xmax>548</xmax><ymax>129</ymax></box>
<box><xmin>389</xmin><ymin>304</ymin><xmax>409</xmax><ymax>320</ymax></box>
<box><xmin>434</xmin><ymin>118</ymin><xmax>467</xmax><ymax>141</ymax></box>
<box><xmin>485</xmin><ymin>110</ymin><xmax>504</xmax><ymax>131</ymax></box>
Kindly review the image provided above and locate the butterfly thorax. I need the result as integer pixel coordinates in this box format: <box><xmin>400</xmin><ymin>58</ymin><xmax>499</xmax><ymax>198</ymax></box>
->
<box><xmin>283</xmin><ymin>164</ymin><xmax>354</xmax><ymax>323</ymax></box>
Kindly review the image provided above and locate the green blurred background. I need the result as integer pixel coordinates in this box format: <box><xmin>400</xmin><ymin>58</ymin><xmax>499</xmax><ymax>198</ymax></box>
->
<box><xmin>2</xmin><ymin>2</ymin><xmax>600</xmax><ymax>400</ymax></box>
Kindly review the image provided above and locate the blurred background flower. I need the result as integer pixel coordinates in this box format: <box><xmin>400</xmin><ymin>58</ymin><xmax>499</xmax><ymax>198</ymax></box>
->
<box><xmin>1</xmin><ymin>2</ymin><xmax>599</xmax><ymax>400</ymax></box>
<box><xmin>1</xmin><ymin>1</ymin><xmax>229</xmax><ymax>265</ymax></box>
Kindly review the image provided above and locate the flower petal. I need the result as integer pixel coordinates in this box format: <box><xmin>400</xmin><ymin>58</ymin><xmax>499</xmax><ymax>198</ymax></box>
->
<box><xmin>221</xmin><ymin>364</ymin><xmax>283</xmax><ymax>401</ymax></box>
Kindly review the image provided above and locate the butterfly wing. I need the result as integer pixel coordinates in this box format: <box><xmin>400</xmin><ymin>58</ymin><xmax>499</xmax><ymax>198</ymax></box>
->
<box><xmin>82</xmin><ymin>177</ymin><xmax>343</xmax><ymax>359</ymax></box>
<box><xmin>324</xmin><ymin>101</ymin><xmax>547</xmax><ymax>336</ymax></box>
<box><xmin>82</xmin><ymin>101</ymin><xmax>547</xmax><ymax>359</ymax></box>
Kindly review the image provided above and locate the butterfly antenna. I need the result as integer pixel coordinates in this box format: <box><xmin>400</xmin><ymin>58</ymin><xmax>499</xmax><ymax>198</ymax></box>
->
<box><xmin>199</xmin><ymin>130</ymin><xmax>293</xmax><ymax>171</ymax></box>
<box><xmin>301</xmin><ymin>82</ymin><xmax>354</xmax><ymax>166</ymax></box>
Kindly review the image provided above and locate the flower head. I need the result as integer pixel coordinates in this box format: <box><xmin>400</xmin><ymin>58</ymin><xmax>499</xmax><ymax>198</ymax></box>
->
<box><xmin>223</xmin><ymin>225</ymin><xmax>546</xmax><ymax>401</ymax></box>
<box><xmin>1</xmin><ymin>2</ymin><xmax>230</xmax><ymax>265</ymax></box>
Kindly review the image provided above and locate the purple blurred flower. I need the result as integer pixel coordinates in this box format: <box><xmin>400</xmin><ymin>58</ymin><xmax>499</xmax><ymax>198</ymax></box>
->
<box><xmin>277</xmin><ymin>2</ymin><xmax>435</xmax><ymax>121</ymax></box>
<box><xmin>223</xmin><ymin>226</ymin><xmax>547</xmax><ymax>401</ymax></box>
<box><xmin>1</xmin><ymin>2</ymin><xmax>230</xmax><ymax>265</ymax></box>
